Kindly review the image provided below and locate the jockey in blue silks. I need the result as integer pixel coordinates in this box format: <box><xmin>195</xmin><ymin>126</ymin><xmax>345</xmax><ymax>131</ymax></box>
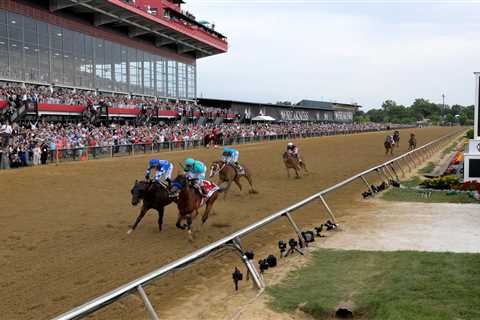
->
<box><xmin>222</xmin><ymin>147</ymin><xmax>243</xmax><ymax>173</ymax></box>
<box><xmin>146</xmin><ymin>159</ymin><xmax>173</xmax><ymax>185</ymax></box>
<box><xmin>183</xmin><ymin>158</ymin><xmax>207</xmax><ymax>196</ymax></box>
<box><xmin>222</xmin><ymin>147</ymin><xmax>239</xmax><ymax>164</ymax></box>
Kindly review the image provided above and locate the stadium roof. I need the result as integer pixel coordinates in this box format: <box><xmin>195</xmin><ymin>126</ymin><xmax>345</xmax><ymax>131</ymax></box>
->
<box><xmin>296</xmin><ymin>99</ymin><xmax>360</xmax><ymax>111</ymax></box>
<box><xmin>199</xmin><ymin>98</ymin><xmax>361</xmax><ymax>111</ymax></box>
<box><xmin>41</xmin><ymin>0</ymin><xmax>227</xmax><ymax>58</ymax></box>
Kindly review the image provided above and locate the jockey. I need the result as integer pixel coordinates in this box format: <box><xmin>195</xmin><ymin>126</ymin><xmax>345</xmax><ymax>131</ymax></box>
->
<box><xmin>184</xmin><ymin>158</ymin><xmax>207</xmax><ymax>196</ymax></box>
<box><xmin>222</xmin><ymin>147</ymin><xmax>242</xmax><ymax>172</ymax></box>
<box><xmin>386</xmin><ymin>135</ymin><xmax>395</xmax><ymax>145</ymax></box>
<box><xmin>146</xmin><ymin>159</ymin><xmax>173</xmax><ymax>185</ymax></box>
<box><xmin>287</xmin><ymin>142</ymin><xmax>301</xmax><ymax>162</ymax></box>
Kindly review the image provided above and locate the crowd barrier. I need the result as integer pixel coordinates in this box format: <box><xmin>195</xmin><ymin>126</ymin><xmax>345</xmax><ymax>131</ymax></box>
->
<box><xmin>50</xmin><ymin>128</ymin><xmax>464</xmax><ymax>320</ymax></box>
<box><xmin>0</xmin><ymin>127</ymin><xmax>417</xmax><ymax>169</ymax></box>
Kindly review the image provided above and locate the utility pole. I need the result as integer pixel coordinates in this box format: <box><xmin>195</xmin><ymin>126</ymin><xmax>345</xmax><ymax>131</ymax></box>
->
<box><xmin>442</xmin><ymin>93</ymin><xmax>445</xmax><ymax>110</ymax></box>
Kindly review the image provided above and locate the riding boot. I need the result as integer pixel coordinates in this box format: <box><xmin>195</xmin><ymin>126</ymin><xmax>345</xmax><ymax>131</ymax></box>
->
<box><xmin>234</xmin><ymin>162</ymin><xmax>244</xmax><ymax>174</ymax></box>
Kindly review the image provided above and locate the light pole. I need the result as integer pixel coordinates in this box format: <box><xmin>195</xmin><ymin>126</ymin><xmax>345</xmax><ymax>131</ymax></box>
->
<box><xmin>442</xmin><ymin>93</ymin><xmax>445</xmax><ymax>110</ymax></box>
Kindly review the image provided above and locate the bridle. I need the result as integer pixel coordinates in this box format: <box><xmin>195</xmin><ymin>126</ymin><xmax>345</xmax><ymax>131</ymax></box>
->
<box><xmin>209</xmin><ymin>161</ymin><xmax>226</xmax><ymax>178</ymax></box>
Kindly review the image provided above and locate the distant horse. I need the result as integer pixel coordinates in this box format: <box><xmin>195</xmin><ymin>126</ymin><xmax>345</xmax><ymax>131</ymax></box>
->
<box><xmin>282</xmin><ymin>152</ymin><xmax>308</xmax><ymax>178</ymax></box>
<box><xmin>209</xmin><ymin>160</ymin><xmax>257</xmax><ymax>199</ymax></box>
<box><xmin>128</xmin><ymin>180</ymin><xmax>173</xmax><ymax>234</ymax></box>
<box><xmin>408</xmin><ymin>133</ymin><xmax>417</xmax><ymax>150</ymax></box>
<box><xmin>384</xmin><ymin>135</ymin><xmax>394</xmax><ymax>155</ymax></box>
<box><xmin>393</xmin><ymin>131</ymin><xmax>400</xmax><ymax>148</ymax></box>
<box><xmin>170</xmin><ymin>175</ymin><xmax>222</xmax><ymax>240</ymax></box>
<box><xmin>204</xmin><ymin>133</ymin><xmax>215</xmax><ymax>148</ymax></box>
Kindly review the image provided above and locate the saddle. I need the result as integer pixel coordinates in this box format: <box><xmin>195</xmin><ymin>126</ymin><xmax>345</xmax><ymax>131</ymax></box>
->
<box><xmin>193</xmin><ymin>180</ymin><xmax>219</xmax><ymax>206</ymax></box>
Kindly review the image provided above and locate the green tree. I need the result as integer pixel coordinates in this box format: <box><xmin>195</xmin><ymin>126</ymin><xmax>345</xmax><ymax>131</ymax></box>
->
<box><xmin>410</xmin><ymin>98</ymin><xmax>441</xmax><ymax>121</ymax></box>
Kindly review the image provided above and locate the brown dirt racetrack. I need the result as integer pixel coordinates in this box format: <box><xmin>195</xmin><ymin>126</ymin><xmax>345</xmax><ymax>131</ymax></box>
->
<box><xmin>0</xmin><ymin>127</ymin><xmax>457</xmax><ymax>320</ymax></box>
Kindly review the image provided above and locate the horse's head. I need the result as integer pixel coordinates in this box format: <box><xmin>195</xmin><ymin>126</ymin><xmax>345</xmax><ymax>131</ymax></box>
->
<box><xmin>130</xmin><ymin>180</ymin><xmax>147</xmax><ymax>206</ymax></box>
<box><xmin>209</xmin><ymin>161</ymin><xmax>224</xmax><ymax>178</ymax></box>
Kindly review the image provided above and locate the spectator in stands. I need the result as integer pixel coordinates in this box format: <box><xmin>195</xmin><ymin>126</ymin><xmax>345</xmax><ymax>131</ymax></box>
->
<box><xmin>41</xmin><ymin>142</ymin><xmax>49</xmax><ymax>165</ymax></box>
<box><xmin>33</xmin><ymin>144</ymin><xmax>41</xmax><ymax>166</ymax></box>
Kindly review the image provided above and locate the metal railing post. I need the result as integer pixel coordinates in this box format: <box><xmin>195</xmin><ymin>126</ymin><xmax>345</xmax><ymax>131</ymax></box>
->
<box><xmin>388</xmin><ymin>164</ymin><xmax>400</xmax><ymax>182</ymax></box>
<box><xmin>318</xmin><ymin>195</ymin><xmax>337</xmax><ymax>223</ymax></box>
<box><xmin>381</xmin><ymin>166</ymin><xmax>394</xmax><ymax>181</ymax></box>
<box><xmin>376</xmin><ymin>168</ymin><xmax>387</xmax><ymax>182</ymax></box>
<box><xmin>360</xmin><ymin>175</ymin><xmax>375</xmax><ymax>196</ymax></box>
<box><xmin>283</xmin><ymin>212</ymin><xmax>305</xmax><ymax>246</ymax></box>
<box><xmin>393</xmin><ymin>160</ymin><xmax>405</xmax><ymax>177</ymax></box>
<box><xmin>383</xmin><ymin>165</ymin><xmax>394</xmax><ymax>181</ymax></box>
<box><xmin>232</xmin><ymin>237</ymin><xmax>265</xmax><ymax>290</ymax></box>
<box><xmin>137</xmin><ymin>285</ymin><xmax>160</xmax><ymax>320</ymax></box>
<box><xmin>407</xmin><ymin>153</ymin><xmax>417</xmax><ymax>167</ymax></box>
<box><xmin>402</xmin><ymin>156</ymin><xmax>412</xmax><ymax>172</ymax></box>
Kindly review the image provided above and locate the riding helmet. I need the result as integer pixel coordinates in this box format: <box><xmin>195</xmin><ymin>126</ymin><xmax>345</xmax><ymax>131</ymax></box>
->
<box><xmin>149</xmin><ymin>159</ymin><xmax>157</xmax><ymax>167</ymax></box>
<box><xmin>185</xmin><ymin>158</ymin><xmax>195</xmax><ymax>167</ymax></box>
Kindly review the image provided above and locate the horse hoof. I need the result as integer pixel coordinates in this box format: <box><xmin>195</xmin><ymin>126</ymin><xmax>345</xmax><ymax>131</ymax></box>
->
<box><xmin>127</xmin><ymin>229</ymin><xmax>133</xmax><ymax>235</ymax></box>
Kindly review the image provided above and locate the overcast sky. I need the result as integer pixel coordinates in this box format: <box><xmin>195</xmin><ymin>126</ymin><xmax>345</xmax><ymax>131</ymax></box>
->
<box><xmin>184</xmin><ymin>0</ymin><xmax>480</xmax><ymax>110</ymax></box>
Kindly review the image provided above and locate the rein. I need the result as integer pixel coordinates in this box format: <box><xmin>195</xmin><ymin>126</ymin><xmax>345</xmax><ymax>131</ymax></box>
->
<box><xmin>210</xmin><ymin>162</ymin><xmax>226</xmax><ymax>177</ymax></box>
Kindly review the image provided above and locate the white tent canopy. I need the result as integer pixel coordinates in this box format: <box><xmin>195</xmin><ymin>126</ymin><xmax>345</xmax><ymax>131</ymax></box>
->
<box><xmin>252</xmin><ymin>115</ymin><xmax>276</xmax><ymax>121</ymax></box>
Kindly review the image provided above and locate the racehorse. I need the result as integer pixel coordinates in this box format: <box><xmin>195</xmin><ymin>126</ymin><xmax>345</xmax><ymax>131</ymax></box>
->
<box><xmin>204</xmin><ymin>133</ymin><xmax>215</xmax><ymax>148</ymax></box>
<box><xmin>170</xmin><ymin>174</ymin><xmax>222</xmax><ymax>240</ymax></box>
<box><xmin>128</xmin><ymin>180</ymin><xmax>173</xmax><ymax>234</ymax></box>
<box><xmin>408</xmin><ymin>133</ymin><xmax>417</xmax><ymax>150</ymax></box>
<box><xmin>209</xmin><ymin>160</ymin><xmax>258</xmax><ymax>199</ymax></box>
<box><xmin>282</xmin><ymin>152</ymin><xmax>308</xmax><ymax>178</ymax></box>
<box><xmin>393</xmin><ymin>131</ymin><xmax>400</xmax><ymax>148</ymax></box>
<box><xmin>384</xmin><ymin>135</ymin><xmax>394</xmax><ymax>155</ymax></box>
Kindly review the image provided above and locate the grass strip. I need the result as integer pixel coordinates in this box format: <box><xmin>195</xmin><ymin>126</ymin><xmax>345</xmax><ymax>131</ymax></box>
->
<box><xmin>268</xmin><ymin>250</ymin><xmax>480</xmax><ymax>320</ymax></box>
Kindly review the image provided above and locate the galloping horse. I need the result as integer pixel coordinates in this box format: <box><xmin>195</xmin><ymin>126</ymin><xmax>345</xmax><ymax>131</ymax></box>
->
<box><xmin>128</xmin><ymin>180</ymin><xmax>173</xmax><ymax>234</ymax></box>
<box><xmin>393</xmin><ymin>131</ymin><xmax>400</xmax><ymax>148</ymax></box>
<box><xmin>408</xmin><ymin>133</ymin><xmax>417</xmax><ymax>150</ymax></box>
<box><xmin>282</xmin><ymin>152</ymin><xmax>308</xmax><ymax>178</ymax></box>
<box><xmin>170</xmin><ymin>175</ymin><xmax>222</xmax><ymax>240</ymax></box>
<box><xmin>209</xmin><ymin>161</ymin><xmax>257</xmax><ymax>199</ymax></box>
<box><xmin>384</xmin><ymin>135</ymin><xmax>395</xmax><ymax>155</ymax></box>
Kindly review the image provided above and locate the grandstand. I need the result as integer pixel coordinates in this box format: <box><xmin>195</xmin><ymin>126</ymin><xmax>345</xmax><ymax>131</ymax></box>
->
<box><xmin>0</xmin><ymin>0</ymin><xmax>227</xmax><ymax>120</ymax></box>
<box><xmin>199</xmin><ymin>98</ymin><xmax>360</xmax><ymax>123</ymax></box>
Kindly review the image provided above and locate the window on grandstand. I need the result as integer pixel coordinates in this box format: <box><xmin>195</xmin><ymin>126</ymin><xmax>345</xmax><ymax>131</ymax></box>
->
<box><xmin>178</xmin><ymin>62</ymin><xmax>186</xmax><ymax>99</ymax></box>
<box><xmin>63</xmin><ymin>29</ymin><xmax>74</xmax><ymax>86</ymax></box>
<box><xmin>144</xmin><ymin>52</ymin><xmax>155</xmax><ymax>96</ymax></box>
<box><xmin>167</xmin><ymin>60</ymin><xmax>177</xmax><ymax>97</ymax></box>
<box><xmin>0</xmin><ymin>12</ymin><xmax>7</xmax><ymax>79</ymax></box>
<box><xmin>187</xmin><ymin>64</ymin><xmax>196</xmax><ymax>100</ymax></box>
<box><xmin>128</xmin><ymin>47</ymin><xmax>143</xmax><ymax>93</ymax></box>
<box><xmin>155</xmin><ymin>57</ymin><xmax>166</xmax><ymax>97</ymax></box>
<box><xmin>23</xmin><ymin>15</ymin><xmax>39</xmax><ymax>82</ymax></box>
<box><xmin>113</xmin><ymin>43</ymin><xmax>128</xmax><ymax>92</ymax></box>
<box><xmin>103</xmin><ymin>41</ymin><xmax>113</xmax><ymax>91</ymax></box>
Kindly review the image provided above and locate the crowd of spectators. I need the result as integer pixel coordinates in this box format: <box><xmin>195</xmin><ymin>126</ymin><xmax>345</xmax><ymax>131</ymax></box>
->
<box><xmin>0</xmin><ymin>120</ymin><xmax>412</xmax><ymax>170</ymax></box>
<box><xmin>0</xmin><ymin>81</ymin><xmax>233</xmax><ymax>121</ymax></box>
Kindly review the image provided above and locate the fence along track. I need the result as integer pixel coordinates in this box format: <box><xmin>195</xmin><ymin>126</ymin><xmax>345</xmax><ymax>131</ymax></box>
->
<box><xmin>52</xmin><ymin>129</ymin><xmax>463</xmax><ymax>320</ymax></box>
